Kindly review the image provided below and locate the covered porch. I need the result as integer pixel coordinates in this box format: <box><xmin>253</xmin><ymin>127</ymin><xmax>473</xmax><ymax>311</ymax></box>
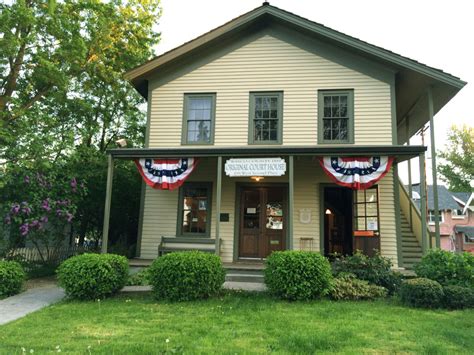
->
<box><xmin>102</xmin><ymin>145</ymin><xmax>428</xmax><ymax>269</ymax></box>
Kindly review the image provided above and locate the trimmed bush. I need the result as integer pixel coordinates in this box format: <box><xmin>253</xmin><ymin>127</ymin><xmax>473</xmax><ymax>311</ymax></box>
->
<box><xmin>148</xmin><ymin>251</ymin><xmax>226</xmax><ymax>301</ymax></box>
<box><xmin>415</xmin><ymin>249</ymin><xmax>474</xmax><ymax>288</ymax></box>
<box><xmin>330</xmin><ymin>274</ymin><xmax>388</xmax><ymax>301</ymax></box>
<box><xmin>331</xmin><ymin>251</ymin><xmax>402</xmax><ymax>294</ymax></box>
<box><xmin>399</xmin><ymin>278</ymin><xmax>444</xmax><ymax>308</ymax></box>
<box><xmin>126</xmin><ymin>268</ymin><xmax>150</xmax><ymax>286</ymax></box>
<box><xmin>443</xmin><ymin>285</ymin><xmax>474</xmax><ymax>310</ymax></box>
<box><xmin>0</xmin><ymin>260</ymin><xmax>26</xmax><ymax>297</ymax></box>
<box><xmin>57</xmin><ymin>253</ymin><xmax>128</xmax><ymax>300</ymax></box>
<box><xmin>265</xmin><ymin>251</ymin><xmax>333</xmax><ymax>301</ymax></box>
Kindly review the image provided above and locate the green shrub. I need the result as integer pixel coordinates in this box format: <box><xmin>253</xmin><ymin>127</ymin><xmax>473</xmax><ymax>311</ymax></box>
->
<box><xmin>331</xmin><ymin>251</ymin><xmax>402</xmax><ymax>294</ymax></box>
<box><xmin>442</xmin><ymin>285</ymin><xmax>474</xmax><ymax>309</ymax></box>
<box><xmin>265</xmin><ymin>251</ymin><xmax>333</xmax><ymax>301</ymax></box>
<box><xmin>57</xmin><ymin>253</ymin><xmax>128</xmax><ymax>300</ymax></box>
<box><xmin>330</xmin><ymin>274</ymin><xmax>388</xmax><ymax>301</ymax></box>
<box><xmin>126</xmin><ymin>268</ymin><xmax>150</xmax><ymax>286</ymax></box>
<box><xmin>399</xmin><ymin>278</ymin><xmax>444</xmax><ymax>308</ymax></box>
<box><xmin>0</xmin><ymin>260</ymin><xmax>26</xmax><ymax>297</ymax></box>
<box><xmin>148</xmin><ymin>251</ymin><xmax>226</xmax><ymax>301</ymax></box>
<box><xmin>415</xmin><ymin>249</ymin><xmax>474</xmax><ymax>288</ymax></box>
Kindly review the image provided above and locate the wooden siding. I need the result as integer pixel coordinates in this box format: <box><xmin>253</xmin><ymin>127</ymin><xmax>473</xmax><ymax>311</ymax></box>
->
<box><xmin>148</xmin><ymin>34</ymin><xmax>393</xmax><ymax>147</ymax></box>
<box><xmin>140</xmin><ymin>157</ymin><xmax>398</xmax><ymax>267</ymax></box>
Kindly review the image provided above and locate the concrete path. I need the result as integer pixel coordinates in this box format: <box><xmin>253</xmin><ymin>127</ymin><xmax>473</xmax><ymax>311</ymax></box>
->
<box><xmin>0</xmin><ymin>282</ymin><xmax>64</xmax><ymax>326</ymax></box>
<box><xmin>121</xmin><ymin>281</ymin><xmax>266</xmax><ymax>293</ymax></box>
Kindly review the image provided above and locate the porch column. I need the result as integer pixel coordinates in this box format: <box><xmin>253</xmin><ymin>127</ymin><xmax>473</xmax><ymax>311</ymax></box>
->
<box><xmin>288</xmin><ymin>155</ymin><xmax>294</xmax><ymax>250</ymax></box>
<box><xmin>428</xmin><ymin>86</ymin><xmax>441</xmax><ymax>248</ymax></box>
<box><xmin>419</xmin><ymin>152</ymin><xmax>428</xmax><ymax>254</ymax></box>
<box><xmin>101</xmin><ymin>154</ymin><xmax>114</xmax><ymax>253</ymax></box>
<box><xmin>215</xmin><ymin>156</ymin><xmax>222</xmax><ymax>255</ymax></box>
<box><xmin>393</xmin><ymin>162</ymin><xmax>404</xmax><ymax>267</ymax></box>
<box><xmin>406</xmin><ymin>116</ymin><xmax>413</xmax><ymax>226</ymax></box>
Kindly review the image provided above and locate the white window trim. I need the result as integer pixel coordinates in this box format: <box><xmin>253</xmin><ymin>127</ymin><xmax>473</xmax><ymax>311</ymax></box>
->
<box><xmin>428</xmin><ymin>210</ymin><xmax>444</xmax><ymax>225</ymax></box>
<box><xmin>451</xmin><ymin>209</ymin><xmax>467</xmax><ymax>219</ymax></box>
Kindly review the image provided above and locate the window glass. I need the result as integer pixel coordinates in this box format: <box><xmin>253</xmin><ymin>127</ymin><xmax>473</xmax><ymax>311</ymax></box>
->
<box><xmin>251</xmin><ymin>92</ymin><xmax>281</xmax><ymax>144</ymax></box>
<box><xmin>184</xmin><ymin>95</ymin><xmax>214</xmax><ymax>144</ymax></box>
<box><xmin>179</xmin><ymin>183</ymin><xmax>211</xmax><ymax>236</ymax></box>
<box><xmin>353</xmin><ymin>186</ymin><xmax>380</xmax><ymax>232</ymax></box>
<box><xmin>319</xmin><ymin>91</ymin><xmax>353</xmax><ymax>143</ymax></box>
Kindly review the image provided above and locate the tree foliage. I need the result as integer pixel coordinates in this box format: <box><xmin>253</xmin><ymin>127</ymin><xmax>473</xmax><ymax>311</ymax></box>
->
<box><xmin>1</xmin><ymin>0</ymin><xmax>161</xmax><ymax>257</ymax></box>
<box><xmin>438</xmin><ymin>125</ymin><xmax>474</xmax><ymax>192</ymax></box>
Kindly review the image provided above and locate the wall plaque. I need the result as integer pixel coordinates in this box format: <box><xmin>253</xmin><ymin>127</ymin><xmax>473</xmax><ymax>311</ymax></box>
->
<box><xmin>224</xmin><ymin>157</ymin><xmax>286</xmax><ymax>177</ymax></box>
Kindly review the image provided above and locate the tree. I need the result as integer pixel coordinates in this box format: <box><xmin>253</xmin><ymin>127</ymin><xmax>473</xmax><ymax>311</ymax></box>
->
<box><xmin>438</xmin><ymin>125</ymin><xmax>474</xmax><ymax>192</ymax></box>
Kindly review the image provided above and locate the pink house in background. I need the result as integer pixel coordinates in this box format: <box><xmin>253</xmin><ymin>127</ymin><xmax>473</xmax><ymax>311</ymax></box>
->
<box><xmin>411</xmin><ymin>185</ymin><xmax>474</xmax><ymax>253</ymax></box>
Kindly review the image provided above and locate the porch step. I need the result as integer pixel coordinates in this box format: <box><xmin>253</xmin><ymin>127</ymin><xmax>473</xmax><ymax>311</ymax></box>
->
<box><xmin>225</xmin><ymin>273</ymin><xmax>264</xmax><ymax>283</ymax></box>
<box><xmin>224</xmin><ymin>263</ymin><xmax>265</xmax><ymax>284</ymax></box>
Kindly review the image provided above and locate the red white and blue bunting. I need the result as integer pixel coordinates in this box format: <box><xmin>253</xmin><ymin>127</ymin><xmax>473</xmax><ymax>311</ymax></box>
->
<box><xmin>134</xmin><ymin>158</ymin><xmax>199</xmax><ymax>190</ymax></box>
<box><xmin>319</xmin><ymin>156</ymin><xmax>394</xmax><ymax>190</ymax></box>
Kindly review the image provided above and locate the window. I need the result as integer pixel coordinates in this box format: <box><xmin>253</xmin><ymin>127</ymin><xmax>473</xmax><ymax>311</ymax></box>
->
<box><xmin>428</xmin><ymin>210</ymin><xmax>444</xmax><ymax>224</ymax></box>
<box><xmin>182</xmin><ymin>94</ymin><xmax>216</xmax><ymax>144</ymax></box>
<box><xmin>249</xmin><ymin>92</ymin><xmax>283</xmax><ymax>144</ymax></box>
<box><xmin>353</xmin><ymin>186</ymin><xmax>380</xmax><ymax>232</ymax></box>
<box><xmin>464</xmin><ymin>234</ymin><xmax>474</xmax><ymax>244</ymax></box>
<box><xmin>318</xmin><ymin>90</ymin><xmax>354</xmax><ymax>144</ymax></box>
<box><xmin>452</xmin><ymin>209</ymin><xmax>466</xmax><ymax>219</ymax></box>
<box><xmin>177</xmin><ymin>183</ymin><xmax>212</xmax><ymax>237</ymax></box>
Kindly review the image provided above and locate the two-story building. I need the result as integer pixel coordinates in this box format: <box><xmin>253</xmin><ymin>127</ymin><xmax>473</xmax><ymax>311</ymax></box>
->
<box><xmin>102</xmin><ymin>3</ymin><xmax>466</xmax><ymax>269</ymax></box>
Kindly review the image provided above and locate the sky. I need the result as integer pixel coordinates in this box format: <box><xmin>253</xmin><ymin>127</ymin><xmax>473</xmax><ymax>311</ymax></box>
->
<box><xmin>153</xmin><ymin>0</ymin><xmax>473</xmax><ymax>186</ymax></box>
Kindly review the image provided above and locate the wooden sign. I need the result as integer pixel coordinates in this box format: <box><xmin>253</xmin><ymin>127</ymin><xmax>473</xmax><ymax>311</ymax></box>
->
<box><xmin>225</xmin><ymin>158</ymin><xmax>286</xmax><ymax>177</ymax></box>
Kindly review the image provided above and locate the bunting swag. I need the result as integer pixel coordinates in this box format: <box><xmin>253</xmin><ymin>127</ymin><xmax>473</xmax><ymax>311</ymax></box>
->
<box><xmin>319</xmin><ymin>156</ymin><xmax>394</xmax><ymax>190</ymax></box>
<box><xmin>134</xmin><ymin>158</ymin><xmax>199</xmax><ymax>190</ymax></box>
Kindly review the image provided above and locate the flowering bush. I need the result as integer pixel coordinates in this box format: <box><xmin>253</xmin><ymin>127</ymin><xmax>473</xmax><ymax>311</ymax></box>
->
<box><xmin>1</xmin><ymin>168</ymin><xmax>86</xmax><ymax>261</ymax></box>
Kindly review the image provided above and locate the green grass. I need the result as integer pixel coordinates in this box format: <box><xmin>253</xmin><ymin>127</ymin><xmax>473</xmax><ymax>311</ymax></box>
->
<box><xmin>1</xmin><ymin>291</ymin><xmax>473</xmax><ymax>354</ymax></box>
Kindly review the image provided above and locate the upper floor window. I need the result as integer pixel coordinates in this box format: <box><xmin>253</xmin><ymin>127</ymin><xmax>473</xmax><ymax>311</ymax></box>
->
<box><xmin>249</xmin><ymin>92</ymin><xmax>283</xmax><ymax>144</ymax></box>
<box><xmin>428</xmin><ymin>210</ymin><xmax>444</xmax><ymax>224</ymax></box>
<box><xmin>182</xmin><ymin>94</ymin><xmax>216</xmax><ymax>145</ymax></box>
<box><xmin>452</xmin><ymin>209</ymin><xmax>466</xmax><ymax>219</ymax></box>
<box><xmin>318</xmin><ymin>90</ymin><xmax>354</xmax><ymax>144</ymax></box>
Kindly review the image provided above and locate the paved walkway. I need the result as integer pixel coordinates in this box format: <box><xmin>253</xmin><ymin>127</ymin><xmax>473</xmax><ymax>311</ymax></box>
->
<box><xmin>0</xmin><ymin>281</ymin><xmax>64</xmax><ymax>326</ymax></box>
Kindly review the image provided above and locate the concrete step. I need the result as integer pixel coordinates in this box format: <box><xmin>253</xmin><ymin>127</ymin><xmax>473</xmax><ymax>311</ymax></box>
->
<box><xmin>225</xmin><ymin>273</ymin><xmax>264</xmax><ymax>283</ymax></box>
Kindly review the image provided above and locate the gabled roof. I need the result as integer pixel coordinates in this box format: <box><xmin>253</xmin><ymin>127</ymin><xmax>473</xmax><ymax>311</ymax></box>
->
<box><xmin>411</xmin><ymin>184</ymin><xmax>467</xmax><ymax>211</ymax></box>
<box><xmin>125</xmin><ymin>2</ymin><xmax>466</xmax><ymax>142</ymax></box>
<box><xmin>451</xmin><ymin>192</ymin><xmax>471</xmax><ymax>205</ymax></box>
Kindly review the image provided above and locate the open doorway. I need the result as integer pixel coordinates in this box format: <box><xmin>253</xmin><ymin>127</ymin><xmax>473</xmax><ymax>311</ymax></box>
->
<box><xmin>323</xmin><ymin>187</ymin><xmax>353</xmax><ymax>256</ymax></box>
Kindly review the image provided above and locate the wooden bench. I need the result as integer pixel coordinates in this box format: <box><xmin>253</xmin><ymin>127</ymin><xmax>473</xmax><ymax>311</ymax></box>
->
<box><xmin>158</xmin><ymin>236</ymin><xmax>218</xmax><ymax>256</ymax></box>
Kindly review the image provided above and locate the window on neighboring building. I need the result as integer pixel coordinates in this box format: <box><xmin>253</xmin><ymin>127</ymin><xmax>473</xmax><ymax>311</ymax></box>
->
<box><xmin>249</xmin><ymin>92</ymin><xmax>283</xmax><ymax>144</ymax></box>
<box><xmin>318</xmin><ymin>90</ymin><xmax>354</xmax><ymax>144</ymax></box>
<box><xmin>451</xmin><ymin>209</ymin><xmax>466</xmax><ymax>219</ymax></box>
<box><xmin>428</xmin><ymin>210</ymin><xmax>444</xmax><ymax>224</ymax></box>
<box><xmin>464</xmin><ymin>234</ymin><xmax>474</xmax><ymax>244</ymax></box>
<box><xmin>182</xmin><ymin>94</ymin><xmax>216</xmax><ymax>144</ymax></box>
<box><xmin>177</xmin><ymin>182</ymin><xmax>212</xmax><ymax>237</ymax></box>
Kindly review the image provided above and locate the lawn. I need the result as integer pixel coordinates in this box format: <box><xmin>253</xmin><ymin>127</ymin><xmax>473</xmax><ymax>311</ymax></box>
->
<box><xmin>0</xmin><ymin>291</ymin><xmax>473</xmax><ymax>354</ymax></box>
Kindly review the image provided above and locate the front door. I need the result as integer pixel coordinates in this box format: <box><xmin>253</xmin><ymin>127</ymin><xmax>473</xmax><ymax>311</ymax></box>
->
<box><xmin>239</xmin><ymin>186</ymin><xmax>287</xmax><ymax>259</ymax></box>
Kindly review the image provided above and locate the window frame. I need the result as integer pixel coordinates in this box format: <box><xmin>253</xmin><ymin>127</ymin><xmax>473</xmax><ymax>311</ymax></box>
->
<box><xmin>248</xmin><ymin>91</ymin><xmax>283</xmax><ymax>145</ymax></box>
<box><xmin>176</xmin><ymin>182</ymin><xmax>213</xmax><ymax>238</ymax></box>
<box><xmin>181</xmin><ymin>93</ymin><xmax>216</xmax><ymax>145</ymax></box>
<box><xmin>428</xmin><ymin>210</ymin><xmax>444</xmax><ymax>224</ymax></box>
<box><xmin>318</xmin><ymin>89</ymin><xmax>354</xmax><ymax>144</ymax></box>
<box><xmin>451</xmin><ymin>208</ymin><xmax>466</xmax><ymax>219</ymax></box>
<box><xmin>353</xmin><ymin>185</ymin><xmax>380</xmax><ymax>232</ymax></box>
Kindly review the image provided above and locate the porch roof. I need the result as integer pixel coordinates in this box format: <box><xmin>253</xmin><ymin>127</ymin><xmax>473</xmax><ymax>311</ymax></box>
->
<box><xmin>107</xmin><ymin>145</ymin><xmax>426</xmax><ymax>162</ymax></box>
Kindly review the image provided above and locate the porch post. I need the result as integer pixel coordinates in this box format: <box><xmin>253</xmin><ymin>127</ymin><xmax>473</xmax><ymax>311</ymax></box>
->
<box><xmin>215</xmin><ymin>156</ymin><xmax>222</xmax><ymax>255</ymax></box>
<box><xmin>428</xmin><ymin>86</ymin><xmax>441</xmax><ymax>248</ymax></box>
<box><xmin>101</xmin><ymin>154</ymin><xmax>114</xmax><ymax>253</ymax></box>
<box><xmin>419</xmin><ymin>152</ymin><xmax>428</xmax><ymax>254</ymax></box>
<box><xmin>406</xmin><ymin>116</ymin><xmax>413</xmax><ymax>226</ymax></box>
<box><xmin>393</xmin><ymin>162</ymin><xmax>404</xmax><ymax>267</ymax></box>
<box><xmin>288</xmin><ymin>155</ymin><xmax>294</xmax><ymax>250</ymax></box>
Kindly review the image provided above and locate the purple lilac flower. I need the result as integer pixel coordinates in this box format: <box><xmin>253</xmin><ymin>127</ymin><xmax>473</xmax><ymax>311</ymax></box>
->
<box><xmin>56</xmin><ymin>209</ymin><xmax>63</xmax><ymax>217</ymax></box>
<box><xmin>19</xmin><ymin>224</ymin><xmax>29</xmax><ymax>236</ymax></box>
<box><xmin>24</xmin><ymin>175</ymin><xmax>30</xmax><ymax>184</ymax></box>
<box><xmin>4</xmin><ymin>215</ymin><xmax>11</xmax><ymax>225</ymax></box>
<box><xmin>66</xmin><ymin>212</ymin><xmax>73</xmax><ymax>223</ymax></box>
<box><xmin>22</xmin><ymin>206</ymin><xmax>32</xmax><ymax>215</ymax></box>
<box><xmin>41</xmin><ymin>199</ymin><xmax>51</xmax><ymax>211</ymax></box>
<box><xmin>30</xmin><ymin>220</ymin><xmax>39</xmax><ymax>228</ymax></box>
<box><xmin>10</xmin><ymin>203</ymin><xmax>20</xmax><ymax>214</ymax></box>
<box><xmin>40</xmin><ymin>215</ymin><xmax>48</xmax><ymax>223</ymax></box>
<box><xmin>71</xmin><ymin>178</ymin><xmax>77</xmax><ymax>192</ymax></box>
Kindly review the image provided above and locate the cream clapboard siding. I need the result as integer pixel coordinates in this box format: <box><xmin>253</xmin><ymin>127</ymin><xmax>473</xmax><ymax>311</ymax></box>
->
<box><xmin>148</xmin><ymin>34</ymin><xmax>392</xmax><ymax>147</ymax></box>
<box><xmin>140</xmin><ymin>157</ymin><xmax>398</xmax><ymax>267</ymax></box>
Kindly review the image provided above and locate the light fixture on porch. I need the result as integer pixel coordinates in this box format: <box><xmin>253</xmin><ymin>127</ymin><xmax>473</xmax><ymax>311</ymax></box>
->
<box><xmin>251</xmin><ymin>176</ymin><xmax>264</xmax><ymax>182</ymax></box>
<box><xmin>325</xmin><ymin>209</ymin><xmax>332</xmax><ymax>215</ymax></box>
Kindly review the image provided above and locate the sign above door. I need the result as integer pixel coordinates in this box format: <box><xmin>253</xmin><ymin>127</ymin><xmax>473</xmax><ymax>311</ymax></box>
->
<box><xmin>225</xmin><ymin>157</ymin><xmax>286</xmax><ymax>177</ymax></box>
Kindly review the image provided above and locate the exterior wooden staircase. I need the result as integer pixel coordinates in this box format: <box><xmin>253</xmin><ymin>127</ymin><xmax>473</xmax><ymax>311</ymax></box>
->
<box><xmin>400</xmin><ymin>211</ymin><xmax>423</xmax><ymax>269</ymax></box>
